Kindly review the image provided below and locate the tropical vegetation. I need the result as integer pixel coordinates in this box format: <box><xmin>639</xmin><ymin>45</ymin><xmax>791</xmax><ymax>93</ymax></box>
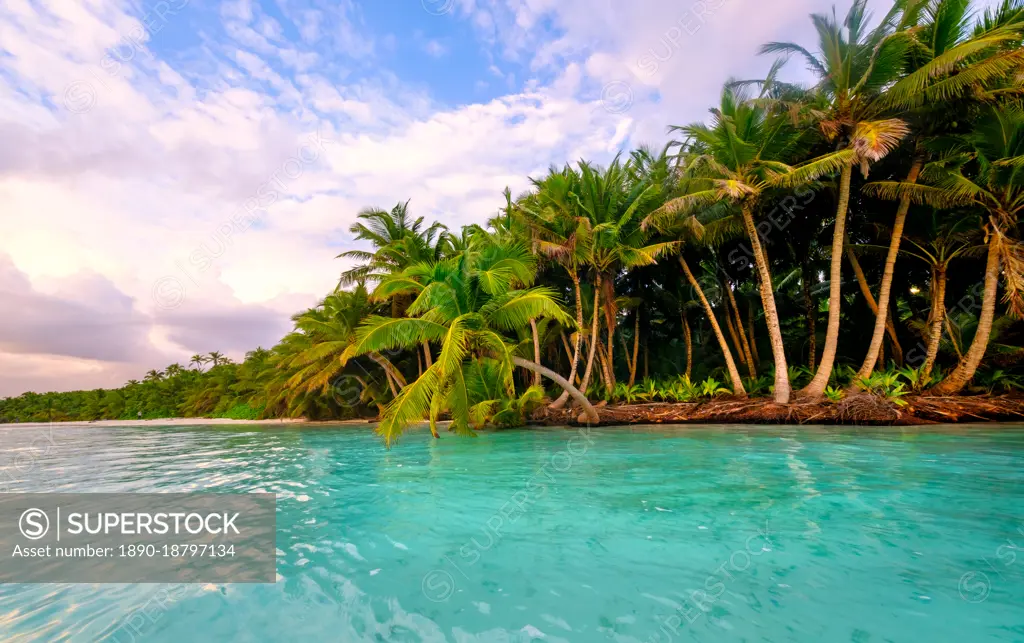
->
<box><xmin>3</xmin><ymin>0</ymin><xmax>1023</xmax><ymax>444</ymax></box>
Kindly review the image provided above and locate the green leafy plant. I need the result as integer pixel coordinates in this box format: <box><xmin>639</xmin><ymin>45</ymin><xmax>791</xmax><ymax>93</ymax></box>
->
<box><xmin>823</xmin><ymin>386</ymin><xmax>844</xmax><ymax>403</ymax></box>
<box><xmin>856</xmin><ymin>372</ymin><xmax>909</xmax><ymax>406</ymax></box>
<box><xmin>972</xmin><ymin>369</ymin><xmax>1024</xmax><ymax>394</ymax></box>
<box><xmin>699</xmin><ymin>377</ymin><xmax>730</xmax><ymax>399</ymax></box>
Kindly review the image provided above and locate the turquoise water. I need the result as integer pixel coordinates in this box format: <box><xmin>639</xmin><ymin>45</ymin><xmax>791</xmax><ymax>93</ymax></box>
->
<box><xmin>0</xmin><ymin>423</ymin><xmax>1023</xmax><ymax>642</ymax></box>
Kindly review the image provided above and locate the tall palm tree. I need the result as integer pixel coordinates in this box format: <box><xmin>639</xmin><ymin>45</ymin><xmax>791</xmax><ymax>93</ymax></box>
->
<box><xmin>853</xmin><ymin>0</ymin><xmax>1024</xmax><ymax>382</ymax></box>
<box><xmin>348</xmin><ymin>238</ymin><xmax>598</xmax><ymax>445</ymax></box>
<box><xmin>866</xmin><ymin>104</ymin><xmax>1024</xmax><ymax>393</ymax></box>
<box><xmin>206</xmin><ymin>351</ymin><xmax>226</xmax><ymax>367</ymax></box>
<box><xmin>763</xmin><ymin>0</ymin><xmax>915</xmax><ymax>398</ymax></box>
<box><xmin>577</xmin><ymin>157</ymin><xmax>678</xmax><ymax>392</ymax></box>
<box><xmin>515</xmin><ymin>166</ymin><xmax>594</xmax><ymax>409</ymax></box>
<box><xmin>897</xmin><ymin>211</ymin><xmax>980</xmax><ymax>380</ymax></box>
<box><xmin>189</xmin><ymin>354</ymin><xmax>207</xmax><ymax>371</ymax></box>
<box><xmin>648</xmin><ymin>87</ymin><xmax>849</xmax><ymax>403</ymax></box>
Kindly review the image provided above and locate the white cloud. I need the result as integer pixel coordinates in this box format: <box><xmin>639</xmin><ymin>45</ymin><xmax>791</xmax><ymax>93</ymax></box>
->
<box><xmin>1</xmin><ymin>0</ymin><xmax>951</xmax><ymax>396</ymax></box>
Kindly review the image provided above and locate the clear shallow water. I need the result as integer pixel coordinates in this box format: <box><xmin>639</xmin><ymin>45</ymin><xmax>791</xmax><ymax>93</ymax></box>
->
<box><xmin>0</xmin><ymin>424</ymin><xmax>1023</xmax><ymax>642</ymax></box>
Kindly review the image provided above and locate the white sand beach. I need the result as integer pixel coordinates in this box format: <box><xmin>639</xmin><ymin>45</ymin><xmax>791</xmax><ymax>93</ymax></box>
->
<box><xmin>0</xmin><ymin>418</ymin><xmax>377</xmax><ymax>429</ymax></box>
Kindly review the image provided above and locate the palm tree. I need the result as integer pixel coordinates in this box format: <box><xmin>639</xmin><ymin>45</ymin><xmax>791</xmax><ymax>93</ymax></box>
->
<box><xmin>206</xmin><ymin>351</ymin><xmax>226</xmax><ymax>367</ymax></box>
<box><xmin>282</xmin><ymin>283</ymin><xmax>403</xmax><ymax>406</ymax></box>
<box><xmin>348</xmin><ymin>238</ymin><xmax>598</xmax><ymax>445</ymax></box>
<box><xmin>898</xmin><ymin>212</ymin><xmax>981</xmax><ymax>381</ymax></box>
<box><xmin>338</xmin><ymin>201</ymin><xmax>448</xmax><ymax>286</ymax></box>
<box><xmin>763</xmin><ymin>0</ymin><xmax>914</xmax><ymax>398</ymax></box>
<box><xmin>853</xmin><ymin>0</ymin><xmax>1024</xmax><ymax>382</ymax></box>
<box><xmin>189</xmin><ymin>354</ymin><xmax>207</xmax><ymax>371</ymax></box>
<box><xmin>865</xmin><ymin>104</ymin><xmax>1024</xmax><ymax>393</ymax></box>
<box><xmin>515</xmin><ymin>165</ymin><xmax>594</xmax><ymax>408</ymax></box>
<box><xmin>577</xmin><ymin>157</ymin><xmax>678</xmax><ymax>393</ymax></box>
<box><xmin>649</xmin><ymin>87</ymin><xmax>848</xmax><ymax>403</ymax></box>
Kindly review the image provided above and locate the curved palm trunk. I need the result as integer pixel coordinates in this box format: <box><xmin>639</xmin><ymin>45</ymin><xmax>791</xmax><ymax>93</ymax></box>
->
<box><xmin>931</xmin><ymin>229</ymin><xmax>1000</xmax><ymax>395</ymax></box>
<box><xmin>739</xmin><ymin>206</ymin><xmax>790</xmax><ymax>403</ymax></box>
<box><xmin>746</xmin><ymin>302</ymin><xmax>760</xmax><ymax>367</ymax></box>
<box><xmin>724</xmin><ymin>304</ymin><xmax>749</xmax><ymax>375</ymax></box>
<box><xmin>921</xmin><ymin>266</ymin><xmax>947</xmax><ymax>382</ymax></box>
<box><xmin>551</xmin><ymin>274</ymin><xmax>584</xmax><ymax>409</ymax></box>
<box><xmin>601</xmin><ymin>277</ymin><xmax>617</xmax><ymax>392</ymax></box>
<box><xmin>855</xmin><ymin>156</ymin><xmax>922</xmax><ymax>381</ymax></box>
<box><xmin>627</xmin><ymin>311</ymin><xmax>640</xmax><ymax>387</ymax></box>
<box><xmin>368</xmin><ymin>353</ymin><xmax>405</xmax><ymax>397</ymax></box>
<box><xmin>512</xmin><ymin>356</ymin><xmax>599</xmax><ymax>423</ymax></box>
<box><xmin>579</xmin><ymin>275</ymin><xmax>602</xmax><ymax>395</ymax></box>
<box><xmin>529</xmin><ymin>318</ymin><xmax>542</xmax><ymax>387</ymax></box>
<box><xmin>682</xmin><ymin>310</ymin><xmax>693</xmax><ymax>380</ymax></box>
<box><xmin>726</xmin><ymin>281</ymin><xmax>756</xmax><ymax>379</ymax></box>
<box><xmin>801</xmin><ymin>164</ymin><xmax>852</xmax><ymax>399</ymax></box>
<box><xmin>846</xmin><ymin>243</ymin><xmax>904</xmax><ymax>369</ymax></box>
<box><xmin>679</xmin><ymin>256</ymin><xmax>746</xmax><ymax>395</ymax></box>
<box><xmin>801</xmin><ymin>262</ymin><xmax>817</xmax><ymax>371</ymax></box>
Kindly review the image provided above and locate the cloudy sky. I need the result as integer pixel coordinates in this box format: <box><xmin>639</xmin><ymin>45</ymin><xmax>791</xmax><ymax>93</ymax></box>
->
<box><xmin>0</xmin><ymin>0</ymin><xmax>997</xmax><ymax>396</ymax></box>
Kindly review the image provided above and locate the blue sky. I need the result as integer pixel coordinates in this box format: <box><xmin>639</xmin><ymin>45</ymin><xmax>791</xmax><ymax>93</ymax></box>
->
<box><xmin>0</xmin><ymin>0</ymin><xmax>1005</xmax><ymax>395</ymax></box>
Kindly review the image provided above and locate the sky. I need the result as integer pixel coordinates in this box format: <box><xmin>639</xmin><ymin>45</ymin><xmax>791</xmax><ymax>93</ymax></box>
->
<box><xmin>0</xmin><ymin>0</ymin><xmax>1000</xmax><ymax>396</ymax></box>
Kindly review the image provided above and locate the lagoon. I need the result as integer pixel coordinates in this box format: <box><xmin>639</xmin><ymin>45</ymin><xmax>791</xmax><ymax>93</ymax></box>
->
<box><xmin>0</xmin><ymin>424</ymin><xmax>1022</xmax><ymax>641</ymax></box>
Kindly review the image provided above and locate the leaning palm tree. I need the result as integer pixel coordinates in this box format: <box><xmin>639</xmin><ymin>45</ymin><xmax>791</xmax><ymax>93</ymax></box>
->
<box><xmin>762</xmin><ymin>0</ymin><xmax>915</xmax><ymax>398</ymax></box>
<box><xmin>283</xmin><ymin>283</ymin><xmax>404</xmax><ymax>406</ymax></box>
<box><xmin>853</xmin><ymin>0</ymin><xmax>1024</xmax><ymax>382</ymax></box>
<box><xmin>347</xmin><ymin>239</ymin><xmax>598</xmax><ymax>446</ymax></box>
<box><xmin>865</xmin><ymin>104</ymin><xmax>1024</xmax><ymax>393</ymax></box>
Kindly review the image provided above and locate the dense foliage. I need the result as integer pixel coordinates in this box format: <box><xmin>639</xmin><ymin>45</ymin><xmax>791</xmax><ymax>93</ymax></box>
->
<box><xmin>3</xmin><ymin>0</ymin><xmax>1024</xmax><ymax>442</ymax></box>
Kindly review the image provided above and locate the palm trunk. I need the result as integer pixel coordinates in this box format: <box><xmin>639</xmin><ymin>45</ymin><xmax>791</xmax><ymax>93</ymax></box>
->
<box><xmin>854</xmin><ymin>156</ymin><xmax>922</xmax><ymax>380</ymax></box>
<box><xmin>628</xmin><ymin>311</ymin><xmax>640</xmax><ymax>387</ymax></box>
<box><xmin>802</xmin><ymin>163</ymin><xmax>851</xmax><ymax>399</ymax></box>
<box><xmin>579</xmin><ymin>275</ymin><xmax>602</xmax><ymax>395</ymax></box>
<box><xmin>620</xmin><ymin>333</ymin><xmax>633</xmax><ymax>379</ymax></box>
<box><xmin>512</xmin><ymin>356</ymin><xmax>599</xmax><ymax>423</ymax></box>
<box><xmin>679</xmin><ymin>256</ymin><xmax>746</xmax><ymax>395</ymax></box>
<box><xmin>422</xmin><ymin>342</ymin><xmax>433</xmax><ymax>369</ymax></box>
<box><xmin>886</xmin><ymin>308</ymin><xmax>903</xmax><ymax>366</ymax></box>
<box><xmin>529</xmin><ymin>318</ymin><xmax>542</xmax><ymax>387</ymax></box>
<box><xmin>724</xmin><ymin>303</ymin><xmax>748</xmax><ymax>374</ymax></box>
<box><xmin>560</xmin><ymin>331</ymin><xmax>573</xmax><ymax>364</ymax></box>
<box><xmin>931</xmin><ymin>228</ymin><xmax>1000</xmax><ymax>395</ymax></box>
<box><xmin>551</xmin><ymin>274</ymin><xmax>585</xmax><ymax>409</ymax></box>
<box><xmin>601</xmin><ymin>277</ymin><xmax>617</xmax><ymax>392</ymax></box>
<box><xmin>802</xmin><ymin>263</ymin><xmax>817</xmax><ymax>371</ymax></box>
<box><xmin>921</xmin><ymin>266</ymin><xmax>947</xmax><ymax>382</ymax></box>
<box><xmin>682</xmin><ymin>310</ymin><xmax>693</xmax><ymax>380</ymax></box>
<box><xmin>726</xmin><ymin>281</ymin><xmax>756</xmax><ymax>379</ymax></box>
<box><xmin>746</xmin><ymin>302</ymin><xmax>760</xmax><ymax>367</ymax></box>
<box><xmin>739</xmin><ymin>206</ymin><xmax>790</xmax><ymax>403</ymax></box>
<box><xmin>847</xmin><ymin>238</ymin><xmax>906</xmax><ymax>373</ymax></box>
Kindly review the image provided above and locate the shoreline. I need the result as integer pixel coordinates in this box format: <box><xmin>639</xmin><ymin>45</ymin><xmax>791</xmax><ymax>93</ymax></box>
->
<box><xmin>2</xmin><ymin>395</ymin><xmax>1023</xmax><ymax>429</ymax></box>
<box><xmin>534</xmin><ymin>394</ymin><xmax>1024</xmax><ymax>426</ymax></box>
